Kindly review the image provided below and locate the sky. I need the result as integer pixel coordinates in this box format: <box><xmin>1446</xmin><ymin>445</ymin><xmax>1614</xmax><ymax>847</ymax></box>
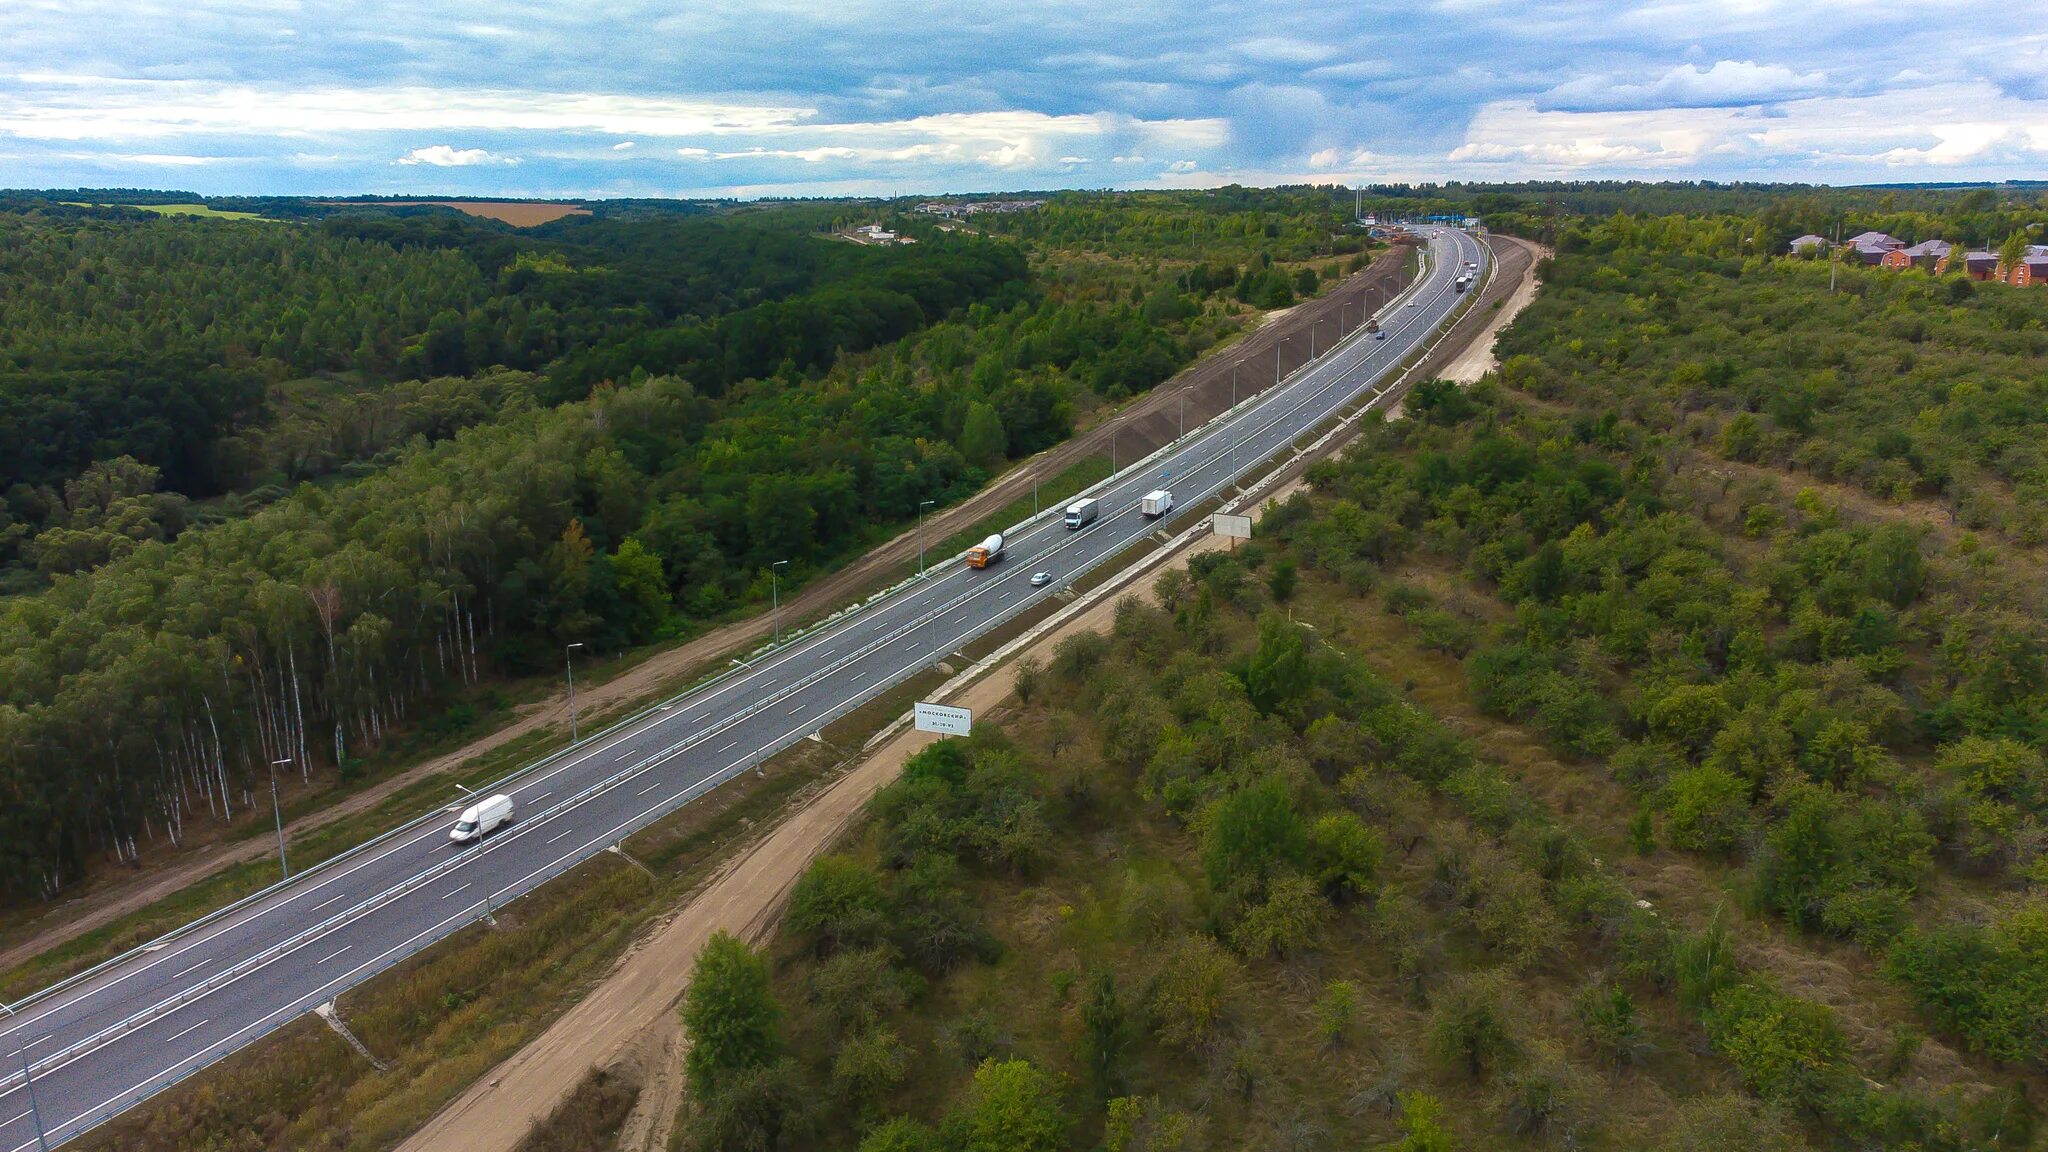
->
<box><xmin>2</xmin><ymin>0</ymin><xmax>2045</xmax><ymax>198</ymax></box>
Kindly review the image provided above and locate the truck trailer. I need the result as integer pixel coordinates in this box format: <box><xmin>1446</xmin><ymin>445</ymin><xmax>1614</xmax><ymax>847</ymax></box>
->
<box><xmin>1141</xmin><ymin>490</ymin><xmax>1173</xmax><ymax>518</ymax></box>
<box><xmin>1063</xmin><ymin>498</ymin><xmax>1099</xmax><ymax>529</ymax></box>
<box><xmin>965</xmin><ymin>533</ymin><xmax>1005</xmax><ymax>568</ymax></box>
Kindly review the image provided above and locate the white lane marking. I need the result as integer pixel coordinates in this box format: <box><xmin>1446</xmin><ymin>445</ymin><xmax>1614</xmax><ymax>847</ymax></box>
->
<box><xmin>162</xmin><ymin>1018</ymin><xmax>208</xmax><ymax>1045</ymax></box>
<box><xmin>637</xmin><ymin>781</ymin><xmax>663</xmax><ymax>797</ymax></box>
<box><xmin>546</xmin><ymin>828</ymin><xmax>575</xmax><ymax>845</ymax></box>
<box><xmin>717</xmin><ymin>739</ymin><xmax>739</xmax><ymax>752</ymax></box>
<box><xmin>439</xmin><ymin>884</ymin><xmax>469</xmax><ymax>901</ymax></box>
<box><xmin>525</xmin><ymin>791</ymin><xmax>550</xmax><ymax>803</ymax></box>
<box><xmin>308</xmin><ymin>891</ymin><xmax>348</xmax><ymax>914</ymax></box>
<box><xmin>316</xmin><ymin>944</ymin><xmax>352</xmax><ymax>965</ymax></box>
<box><xmin>1</xmin><ymin>1108</ymin><xmax>30</xmax><ymax>1129</ymax></box>
<box><xmin>168</xmin><ymin>958</ymin><xmax>211</xmax><ymax>981</ymax></box>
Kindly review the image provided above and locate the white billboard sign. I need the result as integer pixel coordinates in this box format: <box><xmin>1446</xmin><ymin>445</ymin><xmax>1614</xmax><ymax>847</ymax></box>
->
<box><xmin>914</xmin><ymin>701</ymin><xmax>973</xmax><ymax>737</ymax></box>
<box><xmin>1212</xmin><ymin>513</ymin><xmax>1253</xmax><ymax>540</ymax></box>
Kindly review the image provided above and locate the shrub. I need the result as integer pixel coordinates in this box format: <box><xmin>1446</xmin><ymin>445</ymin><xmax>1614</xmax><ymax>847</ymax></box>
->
<box><xmin>1702</xmin><ymin>982</ymin><xmax>1850</xmax><ymax>1112</ymax></box>
<box><xmin>786</xmin><ymin>856</ymin><xmax>889</xmax><ymax>955</ymax></box>
<box><xmin>1147</xmin><ymin>934</ymin><xmax>1238</xmax><ymax>1052</ymax></box>
<box><xmin>806</xmin><ymin>945</ymin><xmax>921</xmax><ymax>1039</ymax></box>
<box><xmin>959</xmin><ymin>1058</ymin><xmax>1065</xmax><ymax>1152</ymax></box>
<box><xmin>831</xmin><ymin>1028</ymin><xmax>911</xmax><ymax>1114</ymax></box>
<box><xmin>1661</xmin><ymin>764</ymin><xmax>1753</xmax><ymax>856</ymax></box>
<box><xmin>1575</xmin><ymin>983</ymin><xmax>1652</xmax><ymax>1068</ymax></box>
<box><xmin>1385</xmin><ymin>1091</ymin><xmax>1457</xmax><ymax>1152</ymax></box>
<box><xmin>683</xmin><ymin>932</ymin><xmax>784</xmax><ymax>1101</ymax></box>
<box><xmin>1201</xmin><ymin>775</ymin><xmax>1309</xmax><ymax>900</ymax></box>
<box><xmin>858</xmin><ymin>1117</ymin><xmax>937</xmax><ymax>1152</ymax></box>
<box><xmin>1426</xmin><ymin>973</ymin><xmax>1520</xmax><ymax>1081</ymax></box>
<box><xmin>1308</xmin><ymin>811</ymin><xmax>1384</xmax><ymax>902</ymax></box>
<box><xmin>1315</xmin><ymin>980</ymin><xmax>1357</xmax><ymax>1049</ymax></box>
<box><xmin>1229</xmin><ymin>872</ymin><xmax>1330</xmax><ymax>958</ymax></box>
<box><xmin>682</xmin><ymin>1058</ymin><xmax>812</xmax><ymax>1152</ymax></box>
<box><xmin>1885</xmin><ymin>900</ymin><xmax>2048</xmax><ymax>1068</ymax></box>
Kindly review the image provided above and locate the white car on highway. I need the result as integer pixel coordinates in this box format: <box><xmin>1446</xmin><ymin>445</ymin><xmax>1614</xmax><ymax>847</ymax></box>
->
<box><xmin>1030</xmin><ymin>571</ymin><xmax>1053</xmax><ymax>587</ymax></box>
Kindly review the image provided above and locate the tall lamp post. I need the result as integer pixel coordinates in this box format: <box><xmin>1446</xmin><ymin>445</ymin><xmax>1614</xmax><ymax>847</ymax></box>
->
<box><xmin>564</xmin><ymin>642</ymin><xmax>584</xmax><ymax>745</ymax></box>
<box><xmin>18</xmin><ymin>1042</ymin><xmax>48</xmax><ymax>1152</ymax></box>
<box><xmin>917</xmin><ymin>500</ymin><xmax>935</xmax><ymax>578</ymax></box>
<box><xmin>771</xmin><ymin>561</ymin><xmax>790</xmax><ymax>643</ymax></box>
<box><xmin>268</xmin><ymin>757</ymin><xmax>292</xmax><ymax>879</ymax></box>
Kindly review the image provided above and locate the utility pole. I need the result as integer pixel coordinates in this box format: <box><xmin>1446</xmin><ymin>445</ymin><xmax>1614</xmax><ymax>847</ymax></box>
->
<box><xmin>917</xmin><ymin>500</ymin><xmax>935</xmax><ymax>577</ymax></box>
<box><xmin>771</xmin><ymin>561</ymin><xmax>789</xmax><ymax>643</ymax></box>
<box><xmin>1231</xmin><ymin>362</ymin><xmax>1239</xmax><ymax>409</ymax></box>
<box><xmin>564</xmin><ymin>642</ymin><xmax>584</xmax><ymax>745</ymax></box>
<box><xmin>268</xmin><ymin>758</ymin><xmax>292</xmax><ymax>879</ymax></box>
<box><xmin>1032</xmin><ymin>470</ymin><xmax>1039</xmax><ymax>516</ymax></box>
<box><xmin>1178</xmin><ymin>388</ymin><xmax>1185</xmax><ymax>439</ymax></box>
<box><xmin>21</xmin><ymin>1044</ymin><xmax>48</xmax><ymax>1152</ymax></box>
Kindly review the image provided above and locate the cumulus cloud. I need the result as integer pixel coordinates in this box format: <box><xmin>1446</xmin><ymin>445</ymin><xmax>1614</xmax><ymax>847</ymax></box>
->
<box><xmin>0</xmin><ymin>0</ymin><xmax>2040</xmax><ymax>194</ymax></box>
<box><xmin>398</xmin><ymin>145</ymin><xmax>517</xmax><ymax>167</ymax></box>
<box><xmin>1539</xmin><ymin>60</ymin><xmax>1834</xmax><ymax>112</ymax></box>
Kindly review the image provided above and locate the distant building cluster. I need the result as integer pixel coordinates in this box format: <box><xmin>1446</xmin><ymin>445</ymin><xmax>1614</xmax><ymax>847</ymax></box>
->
<box><xmin>1789</xmin><ymin>231</ymin><xmax>2048</xmax><ymax>285</ymax></box>
<box><xmin>851</xmin><ymin>223</ymin><xmax>915</xmax><ymax>245</ymax></box>
<box><xmin>911</xmin><ymin>199</ymin><xmax>1046</xmax><ymax>217</ymax></box>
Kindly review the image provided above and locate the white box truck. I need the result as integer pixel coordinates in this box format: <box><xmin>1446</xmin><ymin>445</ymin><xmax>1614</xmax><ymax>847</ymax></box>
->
<box><xmin>450</xmin><ymin>794</ymin><xmax>514</xmax><ymax>843</ymax></box>
<box><xmin>1064</xmin><ymin>497</ymin><xmax>1099</xmax><ymax>529</ymax></box>
<box><xmin>1142</xmin><ymin>489</ymin><xmax>1173</xmax><ymax>518</ymax></box>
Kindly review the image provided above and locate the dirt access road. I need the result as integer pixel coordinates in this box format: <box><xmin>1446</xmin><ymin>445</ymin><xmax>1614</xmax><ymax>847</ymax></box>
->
<box><xmin>0</xmin><ymin>246</ymin><xmax>1414</xmax><ymax>980</ymax></box>
<box><xmin>400</xmin><ymin>234</ymin><xmax>1546</xmax><ymax>1152</ymax></box>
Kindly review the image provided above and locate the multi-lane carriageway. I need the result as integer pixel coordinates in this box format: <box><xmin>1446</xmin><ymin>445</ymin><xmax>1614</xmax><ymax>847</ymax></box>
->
<box><xmin>0</xmin><ymin>228</ymin><xmax>1487</xmax><ymax>1150</ymax></box>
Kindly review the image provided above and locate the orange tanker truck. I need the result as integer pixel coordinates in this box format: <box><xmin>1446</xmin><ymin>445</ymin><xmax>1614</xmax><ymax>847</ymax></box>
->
<box><xmin>965</xmin><ymin>532</ymin><xmax>1005</xmax><ymax>569</ymax></box>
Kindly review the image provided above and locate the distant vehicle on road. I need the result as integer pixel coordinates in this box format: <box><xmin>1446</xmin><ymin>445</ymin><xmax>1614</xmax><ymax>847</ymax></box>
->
<box><xmin>451</xmin><ymin>794</ymin><xmax>514</xmax><ymax>843</ymax></box>
<box><xmin>1063</xmin><ymin>497</ymin><xmax>1099</xmax><ymax>529</ymax></box>
<box><xmin>1142</xmin><ymin>489</ymin><xmax>1173</xmax><ymax>518</ymax></box>
<box><xmin>1407</xmin><ymin>299</ymin><xmax>1419</xmax><ymax>307</ymax></box>
<box><xmin>1030</xmin><ymin>571</ymin><xmax>1053</xmax><ymax>587</ymax></box>
<box><xmin>1375</xmin><ymin>329</ymin><xmax>1387</xmax><ymax>340</ymax></box>
<box><xmin>966</xmin><ymin>533</ymin><xmax>1005</xmax><ymax>568</ymax></box>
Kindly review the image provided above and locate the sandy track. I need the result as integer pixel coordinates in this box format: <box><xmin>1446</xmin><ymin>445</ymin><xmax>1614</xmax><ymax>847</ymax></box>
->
<box><xmin>0</xmin><ymin>248</ymin><xmax>1415</xmax><ymax>980</ymax></box>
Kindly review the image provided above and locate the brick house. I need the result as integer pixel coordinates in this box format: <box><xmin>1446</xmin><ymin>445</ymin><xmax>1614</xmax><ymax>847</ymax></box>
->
<box><xmin>1788</xmin><ymin>234</ymin><xmax>1827</xmax><ymax>254</ymax></box>
<box><xmin>1944</xmin><ymin>250</ymin><xmax>1999</xmax><ymax>279</ymax></box>
<box><xmin>1846</xmin><ymin>231</ymin><xmax>1904</xmax><ymax>264</ymax></box>
<box><xmin>1883</xmin><ymin>239</ymin><xmax>1951</xmax><ymax>270</ymax></box>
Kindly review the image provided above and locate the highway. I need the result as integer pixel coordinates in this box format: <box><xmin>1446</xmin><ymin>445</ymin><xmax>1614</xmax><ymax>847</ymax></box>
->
<box><xmin>0</xmin><ymin>227</ymin><xmax>1486</xmax><ymax>1150</ymax></box>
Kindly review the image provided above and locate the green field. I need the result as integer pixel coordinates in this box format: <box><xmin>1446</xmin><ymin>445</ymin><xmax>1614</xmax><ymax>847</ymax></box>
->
<box><xmin>62</xmin><ymin>201</ymin><xmax>271</xmax><ymax>220</ymax></box>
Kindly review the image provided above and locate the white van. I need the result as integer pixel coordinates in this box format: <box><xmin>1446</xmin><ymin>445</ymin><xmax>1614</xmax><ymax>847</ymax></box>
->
<box><xmin>450</xmin><ymin>794</ymin><xmax>514</xmax><ymax>843</ymax></box>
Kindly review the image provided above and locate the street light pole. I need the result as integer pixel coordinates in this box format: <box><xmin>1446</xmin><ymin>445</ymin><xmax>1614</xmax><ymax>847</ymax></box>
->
<box><xmin>268</xmin><ymin>757</ymin><xmax>292</xmax><ymax>879</ymax></box>
<box><xmin>564</xmin><ymin>642</ymin><xmax>584</xmax><ymax>745</ymax></box>
<box><xmin>918</xmin><ymin>500</ymin><xmax>935</xmax><ymax>578</ymax></box>
<box><xmin>1231</xmin><ymin>362</ymin><xmax>1239</xmax><ymax>409</ymax></box>
<box><xmin>771</xmin><ymin>561</ymin><xmax>790</xmax><ymax>643</ymax></box>
<box><xmin>1178</xmin><ymin>388</ymin><xmax>1185</xmax><ymax>440</ymax></box>
<box><xmin>20</xmin><ymin>1043</ymin><xmax>48</xmax><ymax>1152</ymax></box>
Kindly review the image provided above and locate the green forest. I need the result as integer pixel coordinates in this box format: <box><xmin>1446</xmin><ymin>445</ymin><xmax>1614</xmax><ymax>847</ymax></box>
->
<box><xmin>0</xmin><ymin>189</ymin><xmax>1366</xmax><ymax>904</ymax></box>
<box><xmin>656</xmin><ymin>196</ymin><xmax>2048</xmax><ymax>1152</ymax></box>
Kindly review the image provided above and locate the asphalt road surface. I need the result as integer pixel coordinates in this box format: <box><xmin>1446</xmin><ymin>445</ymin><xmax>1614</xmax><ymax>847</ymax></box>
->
<box><xmin>0</xmin><ymin>227</ymin><xmax>1486</xmax><ymax>1150</ymax></box>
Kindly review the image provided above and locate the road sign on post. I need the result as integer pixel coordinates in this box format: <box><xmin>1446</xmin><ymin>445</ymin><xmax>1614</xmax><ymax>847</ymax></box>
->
<box><xmin>913</xmin><ymin>702</ymin><xmax>973</xmax><ymax>737</ymax></box>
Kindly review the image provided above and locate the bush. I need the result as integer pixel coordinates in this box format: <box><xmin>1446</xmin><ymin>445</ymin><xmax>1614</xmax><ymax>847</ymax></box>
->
<box><xmin>683</xmin><ymin>932</ymin><xmax>784</xmax><ymax>1101</ymax></box>
<box><xmin>786</xmin><ymin>856</ymin><xmax>889</xmax><ymax>955</ymax></box>
<box><xmin>1574</xmin><ymin>983</ymin><xmax>1652</xmax><ymax>1068</ymax></box>
<box><xmin>958</xmin><ymin>1058</ymin><xmax>1065</xmax><ymax>1152</ymax></box>
<box><xmin>1201</xmin><ymin>775</ymin><xmax>1309</xmax><ymax>901</ymax></box>
<box><xmin>1885</xmin><ymin>901</ymin><xmax>2048</xmax><ymax>1068</ymax></box>
<box><xmin>683</xmin><ymin>1058</ymin><xmax>812</xmax><ymax>1152</ymax></box>
<box><xmin>1750</xmin><ymin>783</ymin><xmax>1931</xmax><ymax>942</ymax></box>
<box><xmin>1661</xmin><ymin>764</ymin><xmax>1753</xmax><ymax>856</ymax></box>
<box><xmin>1426</xmin><ymin>974</ymin><xmax>1520</xmax><ymax>1081</ymax></box>
<box><xmin>1309</xmin><ymin>811</ymin><xmax>1384</xmax><ymax>902</ymax></box>
<box><xmin>1702</xmin><ymin>982</ymin><xmax>1850</xmax><ymax>1112</ymax></box>
<box><xmin>1147</xmin><ymin>934</ymin><xmax>1238</xmax><ymax>1052</ymax></box>
<box><xmin>1228</xmin><ymin>872</ymin><xmax>1330</xmax><ymax>958</ymax></box>
<box><xmin>831</xmin><ymin>1028</ymin><xmax>911</xmax><ymax>1114</ymax></box>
